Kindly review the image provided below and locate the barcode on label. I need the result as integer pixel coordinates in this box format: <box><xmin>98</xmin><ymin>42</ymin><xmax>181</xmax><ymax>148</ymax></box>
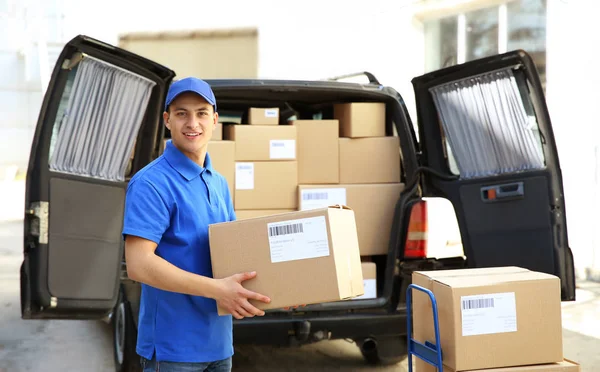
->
<box><xmin>302</xmin><ymin>192</ymin><xmax>328</xmax><ymax>200</ymax></box>
<box><xmin>268</xmin><ymin>223</ymin><xmax>304</xmax><ymax>237</ymax></box>
<box><xmin>462</xmin><ymin>298</ymin><xmax>495</xmax><ymax>310</ymax></box>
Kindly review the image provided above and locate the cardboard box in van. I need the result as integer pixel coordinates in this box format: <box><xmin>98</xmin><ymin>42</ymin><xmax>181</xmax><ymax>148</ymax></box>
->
<box><xmin>412</xmin><ymin>267</ymin><xmax>563</xmax><ymax>371</ymax></box>
<box><xmin>235</xmin><ymin>161</ymin><xmax>298</xmax><ymax>210</ymax></box>
<box><xmin>333</xmin><ymin>102</ymin><xmax>385</xmax><ymax>138</ymax></box>
<box><xmin>298</xmin><ymin>183</ymin><xmax>405</xmax><ymax>255</ymax></box>
<box><xmin>224</xmin><ymin>125</ymin><xmax>296</xmax><ymax>161</ymax></box>
<box><xmin>208</xmin><ymin>140</ymin><xmax>235</xmax><ymax>199</ymax></box>
<box><xmin>208</xmin><ymin>206</ymin><xmax>365</xmax><ymax>315</ymax></box>
<box><xmin>339</xmin><ymin>137</ymin><xmax>400</xmax><ymax>184</ymax></box>
<box><xmin>248</xmin><ymin>107</ymin><xmax>279</xmax><ymax>125</ymax></box>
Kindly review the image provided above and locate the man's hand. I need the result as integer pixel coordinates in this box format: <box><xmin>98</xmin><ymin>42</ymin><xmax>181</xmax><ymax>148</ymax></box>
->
<box><xmin>283</xmin><ymin>304</ymin><xmax>307</xmax><ymax>311</ymax></box>
<box><xmin>214</xmin><ymin>271</ymin><xmax>271</xmax><ymax>320</ymax></box>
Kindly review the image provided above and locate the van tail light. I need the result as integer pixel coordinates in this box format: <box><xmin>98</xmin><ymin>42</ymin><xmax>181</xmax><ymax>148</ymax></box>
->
<box><xmin>404</xmin><ymin>200</ymin><xmax>428</xmax><ymax>259</ymax></box>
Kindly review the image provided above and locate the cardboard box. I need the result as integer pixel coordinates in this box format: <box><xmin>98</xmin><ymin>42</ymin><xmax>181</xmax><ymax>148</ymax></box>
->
<box><xmin>298</xmin><ymin>183</ymin><xmax>405</xmax><ymax>255</ymax></box>
<box><xmin>446</xmin><ymin>359</ymin><xmax>580</xmax><ymax>372</ymax></box>
<box><xmin>353</xmin><ymin>262</ymin><xmax>377</xmax><ymax>300</ymax></box>
<box><xmin>208</xmin><ymin>206</ymin><xmax>365</xmax><ymax>314</ymax></box>
<box><xmin>208</xmin><ymin>141</ymin><xmax>235</xmax><ymax>199</ymax></box>
<box><xmin>248</xmin><ymin>107</ymin><xmax>279</xmax><ymax>125</ymax></box>
<box><xmin>412</xmin><ymin>267</ymin><xmax>563</xmax><ymax>372</ymax></box>
<box><xmin>212</xmin><ymin>123</ymin><xmax>223</xmax><ymax>140</ymax></box>
<box><xmin>224</xmin><ymin>125</ymin><xmax>296</xmax><ymax>161</ymax></box>
<box><xmin>292</xmin><ymin>119</ymin><xmax>339</xmax><ymax>184</ymax></box>
<box><xmin>339</xmin><ymin>137</ymin><xmax>400</xmax><ymax>184</ymax></box>
<box><xmin>235</xmin><ymin>209</ymin><xmax>295</xmax><ymax>220</ymax></box>
<box><xmin>235</xmin><ymin>161</ymin><xmax>298</xmax><ymax>210</ymax></box>
<box><xmin>334</xmin><ymin>102</ymin><xmax>385</xmax><ymax>138</ymax></box>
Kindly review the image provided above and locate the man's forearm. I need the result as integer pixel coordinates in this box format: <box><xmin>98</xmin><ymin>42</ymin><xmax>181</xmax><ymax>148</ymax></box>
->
<box><xmin>127</xmin><ymin>251</ymin><xmax>221</xmax><ymax>299</ymax></box>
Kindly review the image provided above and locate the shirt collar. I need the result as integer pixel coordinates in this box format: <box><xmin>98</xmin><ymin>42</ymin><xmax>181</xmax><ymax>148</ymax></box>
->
<box><xmin>163</xmin><ymin>139</ymin><xmax>213</xmax><ymax>181</ymax></box>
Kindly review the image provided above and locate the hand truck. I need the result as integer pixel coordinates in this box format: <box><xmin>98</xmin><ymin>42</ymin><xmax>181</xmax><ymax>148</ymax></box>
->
<box><xmin>406</xmin><ymin>284</ymin><xmax>444</xmax><ymax>371</ymax></box>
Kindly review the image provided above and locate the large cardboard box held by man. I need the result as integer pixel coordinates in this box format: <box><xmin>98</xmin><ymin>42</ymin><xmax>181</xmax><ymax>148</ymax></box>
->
<box><xmin>208</xmin><ymin>206</ymin><xmax>365</xmax><ymax>315</ymax></box>
<box><xmin>412</xmin><ymin>267</ymin><xmax>563</xmax><ymax>372</ymax></box>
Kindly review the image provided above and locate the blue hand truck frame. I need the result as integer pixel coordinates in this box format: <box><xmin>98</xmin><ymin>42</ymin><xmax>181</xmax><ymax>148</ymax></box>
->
<box><xmin>406</xmin><ymin>284</ymin><xmax>444</xmax><ymax>371</ymax></box>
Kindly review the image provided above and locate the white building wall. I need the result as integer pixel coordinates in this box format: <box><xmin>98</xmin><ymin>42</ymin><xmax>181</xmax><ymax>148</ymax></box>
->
<box><xmin>0</xmin><ymin>0</ymin><xmax>64</xmax><ymax>178</ymax></box>
<box><xmin>545</xmin><ymin>0</ymin><xmax>600</xmax><ymax>279</ymax></box>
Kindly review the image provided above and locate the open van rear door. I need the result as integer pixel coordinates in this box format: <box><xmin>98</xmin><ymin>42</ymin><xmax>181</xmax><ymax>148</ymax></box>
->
<box><xmin>20</xmin><ymin>35</ymin><xmax>175</xmax><ymax>319</ymax></box>
<box><xmin>411</xmin><ymin>50</ymin><xmax>576</xmax><ymax>301</ymax></box>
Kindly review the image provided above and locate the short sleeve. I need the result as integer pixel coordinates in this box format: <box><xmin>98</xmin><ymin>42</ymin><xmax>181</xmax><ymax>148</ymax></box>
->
<box><xmin>122</xmin><ymin>179</ymin><xmax>171</xmax><ymax>244</ymax></box>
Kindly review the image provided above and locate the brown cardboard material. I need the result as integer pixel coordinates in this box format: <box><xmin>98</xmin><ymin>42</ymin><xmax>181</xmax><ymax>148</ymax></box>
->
<box><xmin>298</xmin><ymin>183</ymin><xmax>405</xmax><ymax>255</ymax></box>
<box><xmin>212</xmin><ymin>123</ymin><xmax>223</xmax><ymax>140</ymax></box>
<box><xmin>235</xmin><ymin>161</ymin><xmax>298</xmax><ymax>210</ymax></box>
<box><xmin>412</xmin><ymin>267</ymin><xmax>563</xmax><ymax>372</ymax></box>
<box><xmin>333</xmin><ymin>102</ymin><xmax>385</xmax><ymax>138</ymax></box>
<box><xmin>224</xmin><ymin>125</ymin><xmax>296</xmax><ymax>161</ymax></box>
<box><xmin>235</xmin><ymin>209</ymin><xmax>295</xmax><ymax>220</ymax></box>
<box><xmin>207</xmin><ymin>141</ymin><xmax>235</xmax><ymax>199</ymax></box>
<box><xmin>339</xmin><ymin>137</ymin><xmax>400</xmax><ymax>184</ymax></box>
<box><xmin>248</xmin><ymin>107</ymin><xmax>279</xmax><ymax>125</ymax></box>
<box><xmin>208</xmin><ymin>206</ymin><xmax>365</xmax><ymax>315</ymax></box>
<box><xmin>444</xmin><ymin>359</ymin><xmax>580</xmax><ymax>372</ymax></box>
<box><xmin>292</xmin><ymin>119</ymin><xmax>339</xmax><ymax>184</ymax></box>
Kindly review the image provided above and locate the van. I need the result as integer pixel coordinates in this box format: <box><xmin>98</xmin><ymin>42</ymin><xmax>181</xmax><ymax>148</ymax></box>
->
<box><xmin>19</xmin><ymin>35</ymin><xmax>576</xmax><ymax>371</ymax></box>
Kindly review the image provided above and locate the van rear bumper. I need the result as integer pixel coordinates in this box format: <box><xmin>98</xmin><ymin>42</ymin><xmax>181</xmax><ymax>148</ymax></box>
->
<box><xmin>232</xmin><ymin>310</ymin><xmax>408</xmax><ymax>346</ymax></box>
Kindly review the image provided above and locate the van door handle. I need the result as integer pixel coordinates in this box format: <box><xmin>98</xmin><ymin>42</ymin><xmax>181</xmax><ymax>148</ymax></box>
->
<box><xmin>481</xmin><ymin>182</ymin><xmax>524</xmax><ymax>202</ymax></box>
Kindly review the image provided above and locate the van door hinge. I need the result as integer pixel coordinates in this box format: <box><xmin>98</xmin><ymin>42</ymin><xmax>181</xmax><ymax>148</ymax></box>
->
<box><xmin>27</xmin><ymin>201</ymin><xmax>49</xmax><ymax>244</ymax></box>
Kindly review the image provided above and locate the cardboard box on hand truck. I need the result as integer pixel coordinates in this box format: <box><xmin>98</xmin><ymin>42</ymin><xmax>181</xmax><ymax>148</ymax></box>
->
<box><xmin>412</xmin><ymin>267</ymin><xmax>563</xmax><ymax>372</ymax></box>
<box><xmin>208</xmin><ymin>205</ymin><xmax>365</xmax><ymax>315</ymax></box>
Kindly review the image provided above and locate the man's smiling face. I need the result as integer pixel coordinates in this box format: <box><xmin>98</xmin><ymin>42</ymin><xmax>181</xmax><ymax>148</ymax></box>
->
<box><xmin>163</xmin><ymin>91</ymin><xmax>218</xmax><ymax>163</ymax></box>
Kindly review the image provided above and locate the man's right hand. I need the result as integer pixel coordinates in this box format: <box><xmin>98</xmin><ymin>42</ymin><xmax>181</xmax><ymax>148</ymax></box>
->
<box><xmin>214</xmin><ymin>271</ymin><xmax>271</xmax><ymax>320</ymax></box>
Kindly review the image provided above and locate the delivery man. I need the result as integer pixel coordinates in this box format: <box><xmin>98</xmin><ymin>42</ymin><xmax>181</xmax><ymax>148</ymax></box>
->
<box><xmin>122</xmin><ymin>77</ymin><xmax>270</xmax><ymax>371</ymax></box>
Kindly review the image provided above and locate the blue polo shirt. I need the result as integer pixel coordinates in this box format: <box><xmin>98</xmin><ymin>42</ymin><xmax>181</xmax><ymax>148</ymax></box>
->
<box><xmin>122</xmin><ymin>139</ymin><xmax>236</xmax><ymax>363</ymax></box>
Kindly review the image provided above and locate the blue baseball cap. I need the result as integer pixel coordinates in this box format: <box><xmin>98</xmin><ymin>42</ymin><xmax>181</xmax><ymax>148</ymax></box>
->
<box><xmin>164</xmin><ymin>77</ymin><xmax>217</xmax><ymax>112</ymax></box>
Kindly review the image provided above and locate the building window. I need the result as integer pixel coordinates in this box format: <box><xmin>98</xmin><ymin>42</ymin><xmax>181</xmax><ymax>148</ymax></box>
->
<box><xmin>424</xmin><ymin>0</ymin><xmax>547</xmax><ymax>89</ymax></box>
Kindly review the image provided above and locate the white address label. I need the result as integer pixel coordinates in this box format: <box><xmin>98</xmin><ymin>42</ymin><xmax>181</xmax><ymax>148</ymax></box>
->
<box><xmin>300</xmin><ymin>188</ymin><xmax>347</xmax><ymax>211</ymax></box>
<box><xmin>461</xmin><ymin>292</ymin><xmax>517</xmax><ymax>336</ymax></box>
<box><xmin>353</xmin><ymin>279</ymin><xmax>376</xmax><ymax>300</ymax></box>
<box><xmin>270</xmin><ymin>140</ymin><xmax>295</xmax><ymax>159</ymax></box>
<box><xmin>267</xmin><ymin>216</ymin><xmax>330</xmax><ymax>263</ymax></box>
<box><xmin>265</xmin><ymin>109</ymin><xmax>278</xmax><ymax>118</ymax></box>
<box><xmin>235</xmin><ymin>163</ymin><xmax>254</xmax><ymax>190</ymax></box>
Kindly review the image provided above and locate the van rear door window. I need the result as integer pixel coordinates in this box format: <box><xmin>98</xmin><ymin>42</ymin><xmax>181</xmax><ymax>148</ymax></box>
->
<box><xmin>48</xmin><ymin>56</ymin><xmax>156</xmax><ymax>182</ymax></box>
<box><xmin>429</xmin><ymin>67</ymin><xmax>545</xmax><ymax>180</ymax></box>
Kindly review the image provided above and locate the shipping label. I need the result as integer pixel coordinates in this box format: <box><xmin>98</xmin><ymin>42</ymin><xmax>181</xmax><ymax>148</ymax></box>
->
<box><xmin>235</xmin><ymin>163</ymin><xmax>254</xmax><ymax>190</ymax></box>
<box><xmin>461</xmin><ymin>292</ymin><xmax>517</xmax><ymax>336</ymax></box>
<box><xmin>269</xmin><ymin>140</ymin><xmax>295</xmax><ymax>159</ymax></box>
<box><xmin>267</xmin><ymin>216</ymin><xmax>330</xmax><ymax>263</ymax></box>
<box><xmin>300</xmin><ymin>188</ymin><xmax>346</xmax><ymax>210</ymax></box>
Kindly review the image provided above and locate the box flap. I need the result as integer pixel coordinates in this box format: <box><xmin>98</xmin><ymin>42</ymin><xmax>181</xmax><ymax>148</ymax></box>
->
<box><xmin>414</xmin><ymin>267</ymin><xmax>559</xmax><ymax>288</ymax></box>
<box><xmin>466</xmin><ymin>359</ymin><xmax>580</xmax><ymax>371</ymax></box>
<box><xmin>414</xmin><ymin>266</ymin><xmax>528</xmax><ymax>279</ymax></box>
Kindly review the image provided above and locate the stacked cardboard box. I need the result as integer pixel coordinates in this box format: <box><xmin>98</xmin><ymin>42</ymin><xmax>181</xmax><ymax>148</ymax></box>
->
<box><xmin>411</xmin><ymin>267</ymin><xmax>580</xmax><ymax>372</ymax></box>
<box><xmin>161</xmin><ymin>104</ymin><xmax>404</xmax><ymax>303</ymax></box>
<box><xmin>224</xmin><ymin>118</ymin><xmax>298</xmax><ymax>211</ymax></box>
<box><xmin>294</xmin><ymin>103</ymin><xmax>404</xmax><ymax>300</ymax></box>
